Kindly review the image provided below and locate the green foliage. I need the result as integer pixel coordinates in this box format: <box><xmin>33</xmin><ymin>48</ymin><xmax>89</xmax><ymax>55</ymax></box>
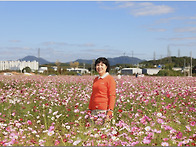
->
<box><xmin>140</xmin><ymin>56</ymin><xmax>196</xmax><ymax>69</ymax></box>
<box><xmin>157</xmin><ymin>69</ymin><xmax>183</xmax><ymax>76</ymax></box>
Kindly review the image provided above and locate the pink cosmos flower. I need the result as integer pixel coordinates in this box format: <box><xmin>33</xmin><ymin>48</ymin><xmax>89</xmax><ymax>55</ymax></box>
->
<box><xmin>161</xmin><ymin>142</ymin><xmax>169</xmax><ymax>146</ymax></box>
<box><xmin>163</xmin><ymin>138</ymin><xmax>168</xmax><ymax>141</ymax></box>
<box><xmin>101</xmin><ymin>134</ymin><xmax>107</xmax><ymax>139</ymax></box>
<box><xmin>49</xmin><ymin>126</ymin><xmax>55</xmax><ymax>131</ymax></box>
<box><xmin>176</xmin><ymin>131</ymin><xmax>183</xmax><ymax>139</ymax></box>
<box><xmin>185</xmin><ymin>125</ymin><xmax>191</xmax><ymax>131</ymax></box>
<box><xmin>157</xmin><ymin>118</ymin><xmax>164</xmax><ymax>124</ymax></box>
<box><xmin>54</xmin><ymin>140</ymin><xmax>60</xmax><ymax>145</ymax></box>
<box><xmin>190</xmin><ymin>121</ymin><xmax>195</xmax><ymax>126</ymax></box>
<box><xmin>143</xmin><ymin>138</ymin><xmax>151</xmax><ymax>144</ymax></box>
<box><xmin>131</xmin><ymin>141</ymin><xmax>139</xmax><ymax>146</ymax></box>
<box><xmin>178</xmin><ymin>142</ymin><xmax>183</xmax><ymax>146</ymax></box>
<box><xmin>27</xmin><ymin>120</ymin><xmax>32</xmax><ymax>125</ymax></box>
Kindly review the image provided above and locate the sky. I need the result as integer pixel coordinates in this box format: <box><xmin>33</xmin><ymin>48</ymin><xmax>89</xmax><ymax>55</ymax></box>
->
<box><xmin>0</xmin><ymin>1</ymin><xmax>196</xmax><ymax>63</ymax></box>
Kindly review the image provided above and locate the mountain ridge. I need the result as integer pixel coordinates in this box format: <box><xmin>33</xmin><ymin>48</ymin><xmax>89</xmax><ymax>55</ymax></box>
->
<box><xmin>19</xmin><ymin>55</ymin><xmax>145</xmax><ymax>65</ymax></box>
<box><xmin>75</xmin><ymin>56</ymin><xmax>146</xmax><ymax>66</ymax></box>
<box><xmin>18</xmin><ymin>56</ymin><xmax>51</xmax><ymax>65</ymax></box>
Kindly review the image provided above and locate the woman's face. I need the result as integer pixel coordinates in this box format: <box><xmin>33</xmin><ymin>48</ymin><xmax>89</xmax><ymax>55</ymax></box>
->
<box><xmin>96</xmin><ymin>62</ymin><xmax>107</xmax><ymax>76</ymax></box>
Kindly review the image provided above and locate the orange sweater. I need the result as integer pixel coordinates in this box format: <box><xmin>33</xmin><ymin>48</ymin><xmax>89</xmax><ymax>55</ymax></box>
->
<box><xmin>88</xmin><ymin>74</ymin><xmax>116</xmax><ymax>115</ymax></box>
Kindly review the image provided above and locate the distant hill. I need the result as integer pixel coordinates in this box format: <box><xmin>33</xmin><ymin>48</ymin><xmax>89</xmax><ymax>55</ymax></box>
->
<box><xmin>140</xmin><ymin>56</ymin><xmax>196</xmax><ymax>68</ymax></box>
<box><xmin>19</xmin><ymin>55</ymin><xmax>145</xmax><ymax>66</ymax></box>
<box><xmin>19</xmin><ymin>56</ymin><xmax>51</xmax><ymax>65</ymax></box>
<box><xmin>75</xmin><ymin>56</ymin><xmax>145</xmax><ymax>66</ymax></box>
<box><xmin>108</xmin><ymin>56</ymin><xmax>145</xmax><ymax>65</ymax></box>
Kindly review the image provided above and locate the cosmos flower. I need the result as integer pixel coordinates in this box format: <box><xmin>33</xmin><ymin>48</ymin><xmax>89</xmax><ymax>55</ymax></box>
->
<box><xmin>145</xmin><ymin>126</ymin><xmax>151</xmax><ymax>132</ymax></box>
<box><xmin>27</xmin><ymin>120</ymin><xmax>32</xmax><ymax>125</ymax></box>
<box><xmin>74</xmin><ymin>109</ymin><xmax>79</xmax><ymax>113</ymax></box>
<box><xmin>157</xmin><ymin>118</ymin><xmax>164</xmax><ymax>124</ymax></box>
<box><xmin>73</xmin><ymin>139</ymin><xmax>81</xmax><ymax>145</ymax></box>
<box><xmin>53</xmin><ymin>111</ymin><xmax>58</xmax><ymax>115</ymax></box>
<box><xmin>47</xmin><ymin>130</ymin><xmax>54</xmax><ymax>136</ymax></box>
<box><xmin>190</xmin><ymin>121</ymin><xmax>195</xmax><ymax>126</ymax></box>
<box><xmin>176</xmin><ymin>131</ymin><xmax>182</xmax><ymax>139</ymax></box>
<box><xmin>157</xmin><ymin>112</ymin><xmax>162</xmax><ymax>117</ymax></box>
<box><xmin>143</xmin><ymin>138</ymin><xmax>151</xmax><ymax>144</ymax></box>
<box><xmin>185</xmin><ymin>125</ymin><xmax>191</xmax><ymax>131</ymax></box>
<box><xmin>161</xmin><ymin>142</ymin><xmax>169</xmax><ymax>146</ymax></box>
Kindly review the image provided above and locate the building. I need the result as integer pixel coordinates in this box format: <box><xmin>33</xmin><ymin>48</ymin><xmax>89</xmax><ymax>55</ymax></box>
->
<box><xmin>38</xmin><ymin>67</ymin><xmax>48</xmax><ymax>73</ymax></box>
<box><xmin>67</xmin><ymin>68</ymin><xmax>90</xmax><ymax>75</ymax></box>
<box><xmin>0</xmin><ymin>60</ymin><xmax>39</xmax><ymax>72</ymax></box>
<box><xmin>142</xmin><ymin>68</ymin><xmax>161</xmax><ymax>75</ymax></box>
<box><xmin>172</xmin><ymin>67</ymin><xmax>182</xmax><ymax>71</ymax></box>
<box><xmin>121</xmin><ymin>68</ymin><xmax>142</xmax><ymax>75</ymax></box>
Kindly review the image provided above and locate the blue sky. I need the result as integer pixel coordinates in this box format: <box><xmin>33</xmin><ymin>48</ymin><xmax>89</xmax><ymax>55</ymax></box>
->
<box><xmin>0</xmin><ymin>1</ymin><xmax>196</xmax><ymax>63</ymax></box>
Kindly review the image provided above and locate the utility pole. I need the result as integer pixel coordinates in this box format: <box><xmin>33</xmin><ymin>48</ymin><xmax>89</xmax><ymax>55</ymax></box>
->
<box><xmin>178</xmin><ymin>49</ymin><xmax>180</xmax><ymax>57</ymax></box>
<box><xmin>38</xmin><ymin>48</ymin><xmax>40</xmax><ymax>66</ymax></box>
<box><xmin>153</xmin><ymin>51</ymin><xmax>156</xmax><ymax>61</ymax></box>
<box><xmin>190</xmin><ymin>51</ymin><xmax>192</xmax><ymax>77</ymax></box>
<box><xmin>38</xmin><ymin>48</ymin><xmax>40</xmax><ymax>72</ymax></box>
<box><xmin>167</xmin><ymin>45</ymin><xmax>172</xmax><ymax>63</ymax></box>
<box><xmin>83</xmin><ymin>63</ymin><xmax>85</xmax><ymax>69</ymax></box>
<box><xmin>91</xmin><ymin>59</ymin><xmax>95</xmax><ymax>76</ymax></box>
<box><xmin>184</xmin><ymin>59</ymin><xmax>186</xmax><ymax>76</ymax></box>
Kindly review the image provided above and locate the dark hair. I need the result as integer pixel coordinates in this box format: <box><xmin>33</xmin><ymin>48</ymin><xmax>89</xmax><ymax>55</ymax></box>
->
<box><xmin>94</xmin><ymin>57</ymin><xmax>110</xmax><ymax>72</ymax></box>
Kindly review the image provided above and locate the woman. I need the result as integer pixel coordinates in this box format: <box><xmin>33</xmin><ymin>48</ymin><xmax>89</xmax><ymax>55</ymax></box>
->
<box><xmin>88</xmin><ymin>57</ymin><xmax>116</xmax><ymax>123</ymax></box>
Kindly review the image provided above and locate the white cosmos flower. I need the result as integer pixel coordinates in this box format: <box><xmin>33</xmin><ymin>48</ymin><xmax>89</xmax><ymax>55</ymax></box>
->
<box><xmin>32</xmin><ymin>130</ymin><xmax>37</xmax><ymax>134</ymax></box>
<box><xmin>145</xmin><ymin>126</ymin><xmax>151</xmax><ymax>131</ymax></box>
<box><xmin>94</xmin><ymin>134</ymin><xmax>99</xmax><ymax>138</ymax></box>
<box><xmin>112</xmin><ymin>129</ymin><xmax>117</xmax><ymax>135</ymax></box>
<box><xmin>56</xmin><ymin>114</ymin><xmax>62</xmax><ymax>118</ymax></box>
<box><xmin>73</xmin><ymin>139</ymin><xmax>81</xmax><ymax>145</ymax></box>
<box><xmin>157</xmin><ymin>112</ymin><xmax>162</xmax><ymax>117</ymax></box>
<box><xmin>53</xmin><ymin>111</ymin><xmax>58</xmax><ymax>115</ymax></box>
<box><xmin>112</xmin><ymin>119</ymin><xmax>116</xmax><ymax>125</ymax></box>
<box><xmin>47</xmin><ymin>130</ymin><xmax>54</xmax><ymax>136</ymax></box>
<box><xmin>49</xmin><ymin>109</ymin><xmax>52</xmax><ymax>114</ymax></box>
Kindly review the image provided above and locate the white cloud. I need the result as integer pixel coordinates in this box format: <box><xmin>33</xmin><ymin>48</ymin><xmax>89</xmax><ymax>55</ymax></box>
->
<box><xmin>174</xmin><ymin>27</ymin><xmax>196</xmax><ymax>33</ymax></box>
<box><xmin>157</xmin><ymin>15</ymin><xmax>196</xmax><ymax>24</ymax></box>
<box><xmin>115</xmin><ymin>2</ymin><xmax>174</xmax><ymax>16</ymax></box>
<box><xmin>159</xmin><ymin>36</ymin><xmax>196</xmax><ymax>41</ymax></box>
<box><xmin>147</xmin><ymin>28</ymin><xmax>166</xmax><ymax>32</ymax></box>
<box><xmin>41</xmin><ymin>41</ymin><xmax>67</xmax><ymax>46</ymax></box>
<box><xmin>9</xmin><ymin>40</ymin><xmax>21</xmax><ymax>43</ymax></box>
<box><xmin>2</xmin><ymin>46</ymin><xmax>31</xmax><ymax>51</ymax></box>
<box><xmin>169</xmin><ymin>42</ymin><xmax>196</xmax><ymax>47</ymax></box>
<box><xmin>41</xmin><ymin>41</ymin><xmax>95</xmax><ymax>47</ymax></box>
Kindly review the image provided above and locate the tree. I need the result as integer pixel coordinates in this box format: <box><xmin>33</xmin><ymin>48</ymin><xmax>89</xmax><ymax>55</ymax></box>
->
<box><xmin>70</xmin><ymin>61</ymin><xmax>79</xmax><ymax>69</ymax></box>
<box><xmin>55</xmin><ymin>60</ymin><xmax>61</xmax><ymax>74</ymax></box>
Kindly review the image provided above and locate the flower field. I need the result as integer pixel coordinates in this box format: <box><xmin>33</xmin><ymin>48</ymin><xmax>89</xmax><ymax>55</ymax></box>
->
<box><xmin>0</xmin><ymin>75</ymin><xmax>195</xmax><ymax>146</ymax></box>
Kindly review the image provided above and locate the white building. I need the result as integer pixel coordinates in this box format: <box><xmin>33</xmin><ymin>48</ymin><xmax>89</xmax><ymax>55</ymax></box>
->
<box><xmin>121</xmin><ymin>68</ymin><xmax>142</xmax><ymax>75</ymax></box>
<box><xmin>142</xmin><ymin>68</ymin><xmax>161</xmax><ymax>75</ymax></box>
<box><xmin>0</xmin><ymin>60</ymin><xmax>39</xmax><ymax>71</ymax></box>
<box><xmin>67</xmin><ymin>68</ymin><xmax>90</xmax><ymax>75</ymax></box>
<box><xmin>172</xmin><ymin>67</ymin><xmax>182</xmax><ymax>71</ymax></box>
<box><xmin>38</xmin><ymin>67</ymin><xmax>48</xmax><ymax>73</ymax></box>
